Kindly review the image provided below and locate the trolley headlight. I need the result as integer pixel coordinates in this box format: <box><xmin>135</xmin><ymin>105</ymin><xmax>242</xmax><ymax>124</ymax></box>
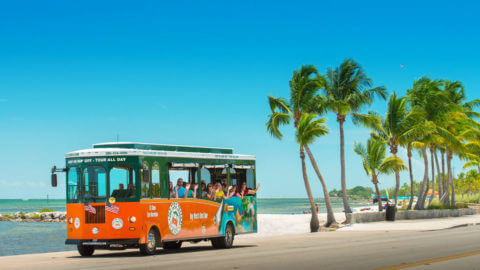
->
<box><xmin>68</xmin><ymin>217</ymin><xmax>73</xmax><ymax>224</ymax></box>
<box><xmin>129</xmin><ymin>216</ymin><xmax>136</xmax><ymax>223</ymax></box>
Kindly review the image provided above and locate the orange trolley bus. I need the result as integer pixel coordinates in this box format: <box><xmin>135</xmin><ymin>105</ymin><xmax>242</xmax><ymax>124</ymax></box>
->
<box><xmin>51</xmin><ymin>142</ymin><xmax>257</xmax><ymax>256</ymax></box>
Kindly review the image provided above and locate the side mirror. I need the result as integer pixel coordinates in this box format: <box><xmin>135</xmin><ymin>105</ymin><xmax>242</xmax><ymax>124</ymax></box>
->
<box><xmin>142</xmin><ymin>169</ymin><xmax>150</xmax><ymax>183</ymax></box>
<box><xmin>51</xmin><ymin>174</ymin><xmax>58</xmax><ymax>187</ymax></box>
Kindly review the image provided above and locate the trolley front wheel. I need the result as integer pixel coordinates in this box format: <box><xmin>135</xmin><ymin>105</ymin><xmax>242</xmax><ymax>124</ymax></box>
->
<box><xmin>77</xmin><ymin>244</ymin><xmax>95</xmax><ymax>256</ymax></box>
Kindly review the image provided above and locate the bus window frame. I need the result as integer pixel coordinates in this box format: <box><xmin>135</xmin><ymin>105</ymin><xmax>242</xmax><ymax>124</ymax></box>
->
<box><xmin>151</xmin><ymin>161</ymin><xmax>161</xmax><ymax>199</ymax></box>
<box><xmin>140</xmin><ymin>161</ymin><xmax>151</xmax><ymax>199</ymax></box>
<box><xmin>109</xmin><ymin>164</ymin><xmax>138</xmax><ymax>202</ymax></box>
<box><xmin>230</xmin><ymin>163</ymin><xmax>256</xmax><ymax>195</ymax></box>
<box><xmin>82</xmin><ymin>165</ymin><xmax>108</xmax><ymax>202</ymax></box>
<box><xmin>67</xmin><ymin>166</ymin><xmax>81</xmax><ymax>203</ymax></box>
<box><xmin>168</xmin><ymin>164</ymin><xmax>199</xmax><ymax>199</ymax></box>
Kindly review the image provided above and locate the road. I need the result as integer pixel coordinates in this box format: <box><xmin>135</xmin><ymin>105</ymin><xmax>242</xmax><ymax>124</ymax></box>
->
<box><xmin>1</xmin><ymin>225</ymin><xmax>480</xmax><ymax>270</ymax></box>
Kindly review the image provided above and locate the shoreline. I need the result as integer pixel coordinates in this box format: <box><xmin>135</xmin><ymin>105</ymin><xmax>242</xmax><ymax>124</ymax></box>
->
<box><xmin>0</xmin><ymin>211</ymin><xmax>66</xmax><ymax>223</ymax></box>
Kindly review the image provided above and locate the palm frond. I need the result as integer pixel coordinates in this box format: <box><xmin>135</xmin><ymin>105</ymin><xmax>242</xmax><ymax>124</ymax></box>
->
<box><xmin>352</xmin><ymin>112</ymin><xmax>384</xmax><ymax>134</ymax></box>
<box><xmin>266</xmin><ymin>112</ymin><xmax>291</xmax><ymax>139</ymax></box>
<box><xmin>463</xmin><ymin>160</ymin><xmax>479</xmax><ymax>170</ymax></box>
<box><xmin>267</xmin><ymin>95</ymin><xmax>291</xmax><ymax>114</ymax></box>
<box><xmin>295</xmin><ymin>113</ymin><xmax>329</xmax><ymax>147</ymax></box>
<box><xmin>378</xmin><ymin>155</ymin><xmax>407</xmax><ymax>175</ymax></box>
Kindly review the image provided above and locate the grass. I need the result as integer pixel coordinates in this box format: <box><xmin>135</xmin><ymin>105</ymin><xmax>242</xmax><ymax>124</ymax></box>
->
<box><xmin>38</xmin><ymin>208</ymin><xmax>55</xmax><ymax>213</ymax></box>
<box><xmin>427</xmin><ymin>198</ymin><xmax>469</xmax><ymax>209</ymax></box>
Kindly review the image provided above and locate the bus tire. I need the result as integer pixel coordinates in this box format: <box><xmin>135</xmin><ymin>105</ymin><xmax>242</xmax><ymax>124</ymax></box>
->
<box><xmin>77</xmin><ymin>244</ymin><xmax>95</xmax><ymax>256</ymax></box>
<box><xmin>139</xmin><ymin>228</ymin><xmax>158</xmax><ymax>255</ymax></box>
<box><xmin>211</xmin><ymin>223</ymin><xmax>234</xmax><ymax>249</ymax></box>
<box><xmin>163</xmin><ymin>241</ymin><xmax>182</xmax><ymax>250</ymax></box>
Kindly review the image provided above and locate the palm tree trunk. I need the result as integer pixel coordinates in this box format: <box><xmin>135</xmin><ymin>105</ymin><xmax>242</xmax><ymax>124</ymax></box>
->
<box><xmin>300</xmin><ymin>148</ymin><xmax>319</xmax><ymax>232</ymax></box>
<box><xmin>390</xmin><ymin>144</ymin><xmax>400</xmax><ymax>206</ymax></box>
<box><xmin>304</xmin><ymin>145</ymin><xmax>337</xmax><ymax>227</ymax></box>
<box><xmin>477</xmin><ymin>165</ymin><xmax>480</xmax><ymax>204</ymax></box>
<box><xmin>447</xmin><ymin>151</ymin><xmax>455</xmax><ymax>207</ymax></box>
<box><xmin>373</xmin><ymin>176</ymin><xmax>383</xmax><ymax>212</ymax></box>
<box><xmin>427</xmin><ymin>147</ymin><xmax>435</xmax><ymax>207</ymax></box>
<box><xmin>415</xmin><ymin>147</ymin><xmax>429</xmax><ymax>210</ymax></box>
<box><xmin>407</xmin><ymin>147</ymin><xmax>415</xmax><ymax>210</ymax></box>
<box><xmin>393</xmin><ymin>169</ymin><xmax>400</xmax><ymax>206</ymax></box>
<box><xmin>338</xmin><ymin>115</ymin><xmax>352</xmax><ymax>214</ymax></box>
<box><xmin>434</xmin><ymin>150</ymin><xmax>442</xmax><ymax>202</ymax></box>
<box><xmin>441</xmin><ymin>151</ymin><xmax>449</xmax><ymax>205</ymax></box>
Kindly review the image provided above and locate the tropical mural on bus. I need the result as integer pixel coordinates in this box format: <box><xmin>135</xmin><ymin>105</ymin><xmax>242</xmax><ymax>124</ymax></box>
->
<box><xmin>217</xmin><ymin>196</ymin><xmax>257</xmax><ymax>234</ymax></box>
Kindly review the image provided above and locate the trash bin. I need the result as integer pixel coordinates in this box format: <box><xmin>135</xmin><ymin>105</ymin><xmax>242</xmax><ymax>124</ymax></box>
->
<box><xmin>385</xmin><ymin>203</ymin><xmax>396</xmax><ymax>221</ymax></box>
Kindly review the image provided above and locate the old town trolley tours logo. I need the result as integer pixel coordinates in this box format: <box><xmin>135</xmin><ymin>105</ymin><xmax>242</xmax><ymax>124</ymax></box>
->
<box><xmin>168</xmin><ymin>202</ymin><xmax>182</xmax><ymax>235</ymax></box>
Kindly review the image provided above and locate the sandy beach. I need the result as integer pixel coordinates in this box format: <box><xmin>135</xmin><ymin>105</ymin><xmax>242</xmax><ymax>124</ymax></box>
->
<box><xmin>240</xmin><ymin>213</ymin><xmax>480</xmax><ymax>238</ymax></box>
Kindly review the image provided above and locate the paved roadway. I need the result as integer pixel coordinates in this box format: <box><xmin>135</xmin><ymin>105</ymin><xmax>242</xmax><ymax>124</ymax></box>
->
<box><xmin>1</xmin><ymin>225</ymin><xmax>480</xmax><ymax>270</ymax></box>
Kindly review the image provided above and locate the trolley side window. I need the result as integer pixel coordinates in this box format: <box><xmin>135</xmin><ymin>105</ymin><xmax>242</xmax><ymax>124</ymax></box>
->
<box><xmin>152</xmin><ymin>162</ymin><xmax>161</xmax><ymax>198</ymax></box>
<box><xmin>169</xmin><ymin>163</ymin><xmax>198</xmax><ymax>199</ymax></box>
<box><xmin>246</xmin><ymin>169</ymin><xmax>255</xmax><ymax>189</ymax></box>
<box><xmin>141</xmin><ymin>162</ymin><xmax>150</xmax><ymax>198</ymax></box>
<box><xmin>110</xmin><ymin>166</ymin><xmax>136</xmax><ymax>200</ymax></box>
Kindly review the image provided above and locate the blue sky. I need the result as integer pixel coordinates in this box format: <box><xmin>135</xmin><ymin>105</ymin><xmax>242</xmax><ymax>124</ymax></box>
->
<box><xmin>0</xmin><ymin>0</ymin><xmax>479</xmax><ymax>199</ymax></box>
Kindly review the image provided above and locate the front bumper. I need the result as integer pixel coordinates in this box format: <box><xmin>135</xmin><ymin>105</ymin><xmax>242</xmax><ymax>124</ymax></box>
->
<box><xmin>66</xmin><ymin>238</ymin><xmax>139</xmax><ymax>246</ymax></box>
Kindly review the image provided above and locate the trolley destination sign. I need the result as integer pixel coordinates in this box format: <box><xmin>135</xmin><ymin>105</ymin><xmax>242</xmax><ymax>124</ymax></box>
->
<box><xmin>67</xmin><ymin>157</ymin><xmax>128</xmax><ymax>165</ymax></box>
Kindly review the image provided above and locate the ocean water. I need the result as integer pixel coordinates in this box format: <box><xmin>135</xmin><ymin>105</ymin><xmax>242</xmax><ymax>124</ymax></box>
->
<box><xmin>0</xmin><ymin>198</ymin><xmax>371</xmax><ymax>257</ymax></box>
<box><xmin>0</xmin><ymin>199</ymin><xmax>66</xmax><ymax>214</ymax></box>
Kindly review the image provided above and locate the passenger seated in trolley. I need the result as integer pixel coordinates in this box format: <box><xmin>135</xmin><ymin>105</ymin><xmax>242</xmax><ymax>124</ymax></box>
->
<box><xmin>229</xmin><ymin>185</ymin><xmax>243</xmax><ymax>199</ymax></box>
<box><xmin>126</xmin><ymin>183</ymin><xmax>135</xmax><ymax>198</ymax></box>
<box><xmin>204</xmin><ymin>183</ymin><xmax>215</xmax><ymax>200</ymax></box>
<box><xmin>174</xmin><ymin>178</ymin><xmax>186</xmax><ymax>198</ymax></box>
<box><xmin>174</xmin><ymin>178</ymin><xmax>199</xmax><ymax>199</ymax></box>
<box><xmin>239</xmin><ymin>181</ymin><xmax>260</xmax><ymax>196</ymax></box>
<box><xmin>111</xmin><ymin>183</ymin><xmax>126</xmax><ymax>198</ymax></box>
<box><xmin>186</xmin><ymin>183</ymin><xmax>198</xmax><ymax>198</ymax></box>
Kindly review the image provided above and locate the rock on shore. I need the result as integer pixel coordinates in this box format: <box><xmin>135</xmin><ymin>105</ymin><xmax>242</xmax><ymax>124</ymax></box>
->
<box><xmin>0</xmin><ymin>211</ymin><xmax>67</xmax><ymax>222</ymax></box>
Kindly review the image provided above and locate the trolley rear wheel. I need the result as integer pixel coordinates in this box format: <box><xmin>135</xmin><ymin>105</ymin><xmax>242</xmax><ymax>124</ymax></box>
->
<box><xmin>211</xmin><ymin>223</ymin><xmax>234</xmax><ymax>249</ymax></box>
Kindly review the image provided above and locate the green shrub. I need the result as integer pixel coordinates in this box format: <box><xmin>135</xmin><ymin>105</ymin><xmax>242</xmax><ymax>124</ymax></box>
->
<box><xmin>31</xmin><ymin>214</ymin><xmax>41</xmax><ymax>219</ymax></box>
<box><xmin>39</xmin><ymin>208</ymin><xmax>55</xmax><ymax>213</ymax></box>
<box><xmin>428</xmin><ymin>198</ymin><xmax>455</xmax><ymax>210</ymax></box>
<box><xmin>455</xmin><ymin>194</ymin><xmax>479</xmax><ymax>204</ymax></box>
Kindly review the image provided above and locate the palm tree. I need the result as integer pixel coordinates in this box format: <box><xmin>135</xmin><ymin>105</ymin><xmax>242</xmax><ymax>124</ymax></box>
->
<box><xmin>296</xmin><ymin>113</ymin><xmax>330</xmax><ymax>228</ymax></box>
<box><xmin>354</xmin><ymin>137</ymin><xmax>407</xmax><ymax>211</ymax></box>
<box><xmin>266</xmin><ymin>64</ymin><xmax>337</xmax><ymax>230</ymax></box>
<box><xmin>462</xmin><ymin>133</ymin><xmax>480</xmax><ymax>202</ymax></box>
<box><xmin>353</xmin><ymin>93</ymin><xmax>411</xmax><ymax>205</ymax></box>
<box><xmin>321</xmin><ymin>58</ymin><xmax>387</xmax><ymax>214</ymax></box>
<box><xmin>405</xmin><ymin>142</ymin><xmax>416</xmax><ymax>209</ymax></box>
<box><xmin>439</xmin><ymin>80</ymin><xmax>479</xmax><ymax>206</ymax></box>
<box><xmin>406</xmin><ymin>77</ymin><xmax>453</xmax><ymax>209</ymax></box>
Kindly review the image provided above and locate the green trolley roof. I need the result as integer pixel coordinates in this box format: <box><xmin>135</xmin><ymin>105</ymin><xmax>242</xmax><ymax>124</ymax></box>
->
<box><xmin>93</xmin><ymin>142</ymin><xmax>233</xmax><ymax>154</ymax></box>
<box><xmin>65</xmin><ymin>142</ymin><xmax>255</xmax><ymax>161</ymax></box>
